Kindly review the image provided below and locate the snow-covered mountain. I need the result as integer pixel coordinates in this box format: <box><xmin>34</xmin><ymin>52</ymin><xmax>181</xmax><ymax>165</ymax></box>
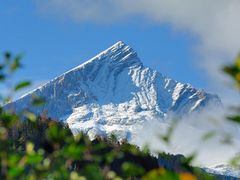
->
<box><xmin>8</xmin><ymin>41</ymin><xmax>237</xmax><ymax>177</ymax></box>
<box><xmin>6</xmin><ymin>41</ymin><xmax>220</xmax><ymax>138</ymax></box>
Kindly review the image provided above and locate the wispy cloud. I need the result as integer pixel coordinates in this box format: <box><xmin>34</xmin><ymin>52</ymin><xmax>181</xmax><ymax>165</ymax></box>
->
<box><xmin>36</xmin><ymin>0</ymin><xmax>240</xmax><ymax>103</ymax></box>
<box><xmin>37</xmin><ymin>0</ymin><xmax>240</xmax><ymax>54</ymax></box>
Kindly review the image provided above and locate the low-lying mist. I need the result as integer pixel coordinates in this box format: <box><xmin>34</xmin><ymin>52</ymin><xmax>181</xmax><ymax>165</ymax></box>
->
<box><xmin>131</xmin><ymin>105</ymin><xmax>240</xmax><ymax>168</ymax></box>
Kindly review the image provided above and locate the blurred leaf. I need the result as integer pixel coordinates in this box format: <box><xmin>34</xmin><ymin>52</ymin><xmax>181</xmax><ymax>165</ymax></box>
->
<box><xmin>24</xmin><ymin>111</ymin><xmax>37</xmax><ymax>122</ymax></box>
<box><xmin>0</xmin><ymin>64</ymin><xmax>4</xmax><ymax>70</ymax></box>
<box><xmin>10</xmin><ymin>55</ymin><xmax>22</xmax><ymax>72</ymax></box>
<box><xmin>43</xmin><ymin>158</ymin><xmax>50</xmax><ymax>169</ymax></box>
<box><xmin>26</xmin><ymin>142</ymin><xmax>34</xmax><ymax>155</ymax></box>
<box><xmin>230</xmin><ymin>154</ymin><xmax>240</xmax><ymax>167</ymax></box>
<box><xmin>8</xmin><ymin>166</ymin><xmax>24</xmax><ymax>178</ymax></box>
<box><xmin>26</xmin><ymin>154</ymin><xmax>43</xmax><ymax>165</ymax></box>
<box><xmin>143</xmin><ymin>168</ymin><xmax>179</xmax><ymax>180</ymax></box>
<box><xmin>202</xmin><ymin>131</ymin><xmax>216</xmax><ymax>141</ymax></box>
<box><xmin>4</xmin><ymin>52</ymin><xmax>11</xmax><ymax>61</ymax></box>
<box><xmin>106</xmin><ymin>171</ymin><xmax>117</xmax><ymax>180</ymax></box>
<box><xmin>32</xmin><ymin>96</ymin><xmax>45</xmax><ymax>106</ymax></box>
<box><xmin>161</xmin><ymin>122</ymin><xmax>177</xmax><ymax>144</ymax></box>
<box><xmin>122</xmin><ymin>162</ymin><xmax>145</xmax><ymax>177</ymax></box>
<box><xmin>223</xmin><ymin>54</ymin><xmax>240</xmax><ymax>88</ymax></box>
<box><xmin>0</xmin><ymin>127</ymin><xmax>7</xmax><ymax>140</ymax></box>
<box><xmin>179</xmin><ymin>173</ymin><xmax>196</xmax><ymax>180</ymax></box>
<box><xmin>82</xmin><ymin>164</ymin><xmax>103</xmax><ymax>180</ymax></box>
<box><xmin>227</xmin><ymin>115</ymin><xmax>240</xmax><ymax>124</ymax></box>
<box><xmin>220</xmin><ymin>133</ymin><xmax>233</xmax><ymax>144</ymax></box>
<box><xmin>3</xmin><ymin>96</ymin><xmax>11</xmax><ymax>104</ymax></box>
<box><xmin>14</xmin><ymin>81</ymin><xmax>31</xmax><ymax>91</ymax></box>
<box><xmin>47</xmin><ymin>124</ymin><xmax>71</xmax><ymax>142</ymax></box>
<box><xmin>0</xmin><ymin>74</ymin><xmax>5</xmax><ymax>81</ymax></box>
<box><xmin>70</xmin><ymin>172</ymin><xmax>86</xmax><ymax>180</ymax></box>
<box><xmin>104</xmin><ymin>151</ymin><xmax>117</xmax><ymax>164</ymax></box>
<box><xmin>235</xmin><ymin>54</ymin><xmax>240</xmax><ymax>69</ymax></box>
<box><xmin>182</xmin><ymin>153</ymin><xmax>196</xmax><ymax>168</ymax></box>
<box><xmin>8</xmin><ymin>154</ymin><xmax>21</xmax><ymax>167</ymax></box>
<box><xmin>0</xmin><ymin>113</ymin><xmax>18</xmax><ymax>126</ymax></box>
<box><xmin>63</xmin><ymin>144</ymin><xmax>85</xmax><ymax>160</ymax></box>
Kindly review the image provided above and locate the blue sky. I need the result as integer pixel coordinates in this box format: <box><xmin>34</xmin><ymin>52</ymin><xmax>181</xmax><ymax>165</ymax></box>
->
<box><xmin>1</xmin><ymin>1</ymin><xmax>240</xmax><ymax>101</ymax></box>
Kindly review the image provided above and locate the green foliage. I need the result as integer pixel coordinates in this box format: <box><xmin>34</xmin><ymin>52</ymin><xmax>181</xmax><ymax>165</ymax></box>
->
<box><xmin>143</xmin><ymin>169</ymin><xmax>180</xmax><ymax>180</ymax></box>
<box><xmin>227</xmin><ymin>115</ymin><xmax>240</xmax><ymax>124</ymax></box>
<box><xmin>223</xmin><ymin>54</ymin><xmax>240</xmax><ymax>170</ymax></box>
<box><xmin>0</xmin><ymin>114</ymin><xmax>163</xmax><ymax>179</ymax></box>
<box><xmin>0</xmin><ymin>52</ymin><xmax>23</xmax><ymax>81</ymax></box>
<box><xmin>223</xmin><ymin>54</ymin><xmax>240</xmax><ymax>88</ymax></box>
<box><xmin>31</xmin><ymin>95</ymin><xmax>46</xmax><ymax>107</ymax></box>
<box><xmin>202</xmin><ymin>131</ymin><xmax>216</xmax><ymax>141</ymax></box>
<box><xmin>122</xmin><ymin>162</ymin><xmax>145</xmax><ymax>177</ymax></box>
<box><xmin>161</xmin><ymin>121</ymin><xmax>177</xmax><ymax>144</ymax></box>
<box><xmin>224</xmin><ymin>54</ymin><xmax>240</xmax><ymax>127</ymax></box>
<box><xmin>14</xmin><ymin>81</ymin><xmax>31</xmax><ymax>91</ymax></box>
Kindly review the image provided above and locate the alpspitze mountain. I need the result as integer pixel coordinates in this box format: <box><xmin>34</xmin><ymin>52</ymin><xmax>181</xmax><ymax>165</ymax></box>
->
<box><xmin>6</xmin><ymin>41</ymin><xmax>232</xmax><ymax>177</ymax></box>
<box><xmin>7</xmin><ymin>41</ymin><xmax>220</xmax><ymax>138</ymax></box>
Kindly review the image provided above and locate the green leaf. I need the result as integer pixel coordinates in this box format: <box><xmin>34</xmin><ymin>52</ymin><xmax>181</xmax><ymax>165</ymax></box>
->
<box><xmin>24</xmin><ymin>111</ymin><xmax>37</xmax><ymax>122</ymax></box>
<box><xmin>161</xmin><ymin>122</ymin><xmax>177</xmax><ymax>144</ymax></box>
<box><xmin>47</xmin><ymin>124</ymin><xmax>71</xmax><ymax>142</ymax></box>
<box><xmin>202</xmin><ymin>131</ymin><xmax>216</xmax><ymax>141</ymax></box>
<box><xmin>63</xmin><ymin>144</ymin><xmax>85</xmax><ymax>160</ymax></box>
<box><xmin>82</xmin><ymin>164</ymin><xmax>103</xmax><ymax>180</ymax></box>
<box><xmin>32</xmin><ymin>96</ymin><xmax>45</xmax><ymax>106</ymax></box>
<box><xmin>0</xmin><ymin>74</ymin><xmax>5</xmax><ymax>81</ymax></box>
<box><xmin>8</xmin><ymin>166</ymin><xmax>24</xmax><ymax>178</ymax></box>
<box><xmin>14</xmin><ymin>81</ymin><xmax>31</xmax><ymax>91</ymax></box>
<box><xmin>122</xmin><ymin>162</ymin><xmax>145</xmax><ymax>177</ymax></box>
<box><xmin>227</xmin><ymin>116</ymin><xmax>240</xmax><ymax>124</ymax></box>
<box><xmin>230</xmin><ymin>154</ymin><xmax>240</xmax><ymax>167</ymax></box>
<box><xmin>26</xmin><ymin>154</ymin><xmax>43</xmax><ymax>164</ymax></box>
<box><xmin>10</xmin><ymin>55</ymin><xmax>22</xmax><ymax>72</ymax></box>
<box><xmin>26</xmin><ymin>142</ymin><xmax>35</xmax><ymax>154</ymax></box>
<box><xmin>0</xmin><ymin>64</ymin><xmax>4</xmax><ymax>70</ymax></box>
<box><xmin>181</xmin><ymin>153</ymin><xmax>197</xmax><ymax>169</ymax></box>
<box><xmin>143</xmin><ymin>169</ymin><xmax>179</xmax><ymax>180</ymax></box>
<box><xmin>4</xmin><ymin>52</ymin><xmax>11</xmax><ymax>61</ymax></box>
<box><xmin>0</xmin><ymin>113</ymin><xmax>18</xmax><ymax>127</ymax></box>
<box><xmin>235</xmin><ymin>54</ymin><xmax>240</xmax><ymax>69</ymax></box>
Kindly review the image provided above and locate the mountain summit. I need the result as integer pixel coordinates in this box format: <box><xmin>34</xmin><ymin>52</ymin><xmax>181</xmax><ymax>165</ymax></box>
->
<box><xmin>7</xmin><ymin>41</ymin><xmax>220</xmax><ymax>137</ymax></box>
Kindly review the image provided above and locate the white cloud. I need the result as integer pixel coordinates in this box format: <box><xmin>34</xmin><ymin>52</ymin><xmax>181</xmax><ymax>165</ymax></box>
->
<box><xmin>37</xmin><ymin>0</ymin><xmax>240</xmax><ymax>53</ymax></box>
<box><xmin>37</xmin><ymin>0</ymin><xmax>240</xmax><ymax>103</ymax></box>
<box><xmin>132</xmin><ymin>107</ymin><xmax>240</xmax><ymax>167</ymax></box>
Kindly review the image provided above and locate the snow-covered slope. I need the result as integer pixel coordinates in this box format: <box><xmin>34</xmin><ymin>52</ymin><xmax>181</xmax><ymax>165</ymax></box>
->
<box><xmin>204</xmin><ymin>165</ymin><xmax>240</xmax><ymax>179</ymax></box>
<box><xmin>6</xmin><ymin>41</ymin><xmax>220</xmax><ymax>138</ymax></box>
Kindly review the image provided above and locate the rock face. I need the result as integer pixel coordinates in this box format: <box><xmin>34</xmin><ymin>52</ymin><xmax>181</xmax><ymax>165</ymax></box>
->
<box><xmin>6</xmin><ymin>41</ymin><xmax>220</xmax><ymax>137</ymax></box>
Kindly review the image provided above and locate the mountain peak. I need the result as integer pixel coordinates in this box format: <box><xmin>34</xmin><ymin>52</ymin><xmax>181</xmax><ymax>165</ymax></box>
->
<box><xmin>47</xmin><ymin>41</ymin><xmax>142</xmax><ymax>88</ymax></box>
<box><xmin>84</xmin><ymin>41</ymin><xmax>141</xmax><ymax>67</ymax></box>
<box><xmin>107</xmin><ymin>41</ymin><xmax>134</xmax><ymax>53</ymax></box>
<box><xmin>6</xmin><ymin>42</ymin><xmax>221</xmax><ymax>138</ymax></box>
<box><xmin>110</xmin><ymin>40</ymin><xmax>126</xmax><ymax>49</ymax></box>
